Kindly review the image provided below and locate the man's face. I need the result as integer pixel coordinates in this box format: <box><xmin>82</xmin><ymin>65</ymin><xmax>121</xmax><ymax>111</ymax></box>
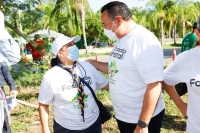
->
<box><xmin>101</xmin><ymin>10</ymin><xmax>116</xmax><ymax>31</ymax></box>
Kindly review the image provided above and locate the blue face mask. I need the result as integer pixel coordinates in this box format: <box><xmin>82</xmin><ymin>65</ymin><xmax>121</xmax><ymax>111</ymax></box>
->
<box><xmin>67</xmin><ymin>45</ymin><xmax>79</xmax><ymax>61</ymax></box>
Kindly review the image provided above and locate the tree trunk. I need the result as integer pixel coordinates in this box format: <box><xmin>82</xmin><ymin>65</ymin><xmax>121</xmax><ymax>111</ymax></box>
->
<box><xmin>182</xmin><ymin>21</ymin><xmax>185</xmax><ymax>38</ymax></box>
<box><xmin>168</xmin><ymin>30</ymin><xmax>171</xmax><ymax>38</ymax></box>
<box><xmin>80</xmin><ymin>0</ymin><xmax>88</xmax><ymax>54</ymax></box>
<box><xmin>160</xmin><ymin>18</ymin><xmax>164</xmax><ymax>46</ymax></box>
<box><xmin>174</xmin><ymin>19</ymin><xmax>177</xmax><ymax>44</ymax></box>
<box><xmin>5</xmin><ymin>21</ymin><xmax>28</xmax><ymax>41</ymax></box>
<box><xmin>0</xmin><ymin>0</ymin><xmax>2</xmax><ymax>9</ymax></box>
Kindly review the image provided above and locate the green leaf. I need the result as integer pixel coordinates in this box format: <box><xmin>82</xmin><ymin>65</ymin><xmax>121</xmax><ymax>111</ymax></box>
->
<box><xmin>114</xmin><ymin>70</ymin><xmax>118</xmax><ymax>73</ymax></box>
<box><xmin>111</xmin><ymin>61</ymin><xmax>113</xmax><ymax>67</ymax></box>
<box><xmin>84</xmin><ymin>95</ymin><xmax>88</xmax><ymax>99</ymax></box>
<box><xmin>72</xmin><ymin>97</ymin><xmax>77</xmax><ymax>102</ymax></box>
<box><xmin>113</xmin><ymin>61</ymin><xmax>116</xmax><ymax>67</ymax></box>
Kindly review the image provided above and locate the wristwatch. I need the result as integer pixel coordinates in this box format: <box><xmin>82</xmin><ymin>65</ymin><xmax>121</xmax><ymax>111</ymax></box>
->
<box><xmin>138</xmin><ymin>120</ymin><xmax>149</xmax><ymax>128</ymax></box>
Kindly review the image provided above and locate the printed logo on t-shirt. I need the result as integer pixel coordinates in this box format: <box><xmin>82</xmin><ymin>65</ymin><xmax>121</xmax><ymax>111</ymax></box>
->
<box><xmin>82</xmin><ymin>76</ymin><xmax>93</xmax><ymax>86</ymax></box>
<box><xmin>72</xmin><ymin>93</ymin><xmax>89</xmax><ymax>109</ymax></box>
<box><xmin>71</xmin><ymin>76</ymin><xmax>92</xmax><ymax>109</ymax></box>
<box><xmin>110</xmin><ymin>46</ymin><xmax>126</xmax><ymax>60</ymax></box>
<box><xmin>190</xmin><ymin>79</ymin><xmax>200</xmax><ymax>87</ymax></box>
<box><xmin>108</xmin><ymin>61</ymin><xmax>119</xmax><ymax>84</ymax></box>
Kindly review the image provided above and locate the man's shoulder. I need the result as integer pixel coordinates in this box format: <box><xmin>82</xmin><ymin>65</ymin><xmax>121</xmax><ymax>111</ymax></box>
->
<box><xmin>133</xmin><ymin>25</ymin><xmax>158</xmax><ymax>40</ymax></box>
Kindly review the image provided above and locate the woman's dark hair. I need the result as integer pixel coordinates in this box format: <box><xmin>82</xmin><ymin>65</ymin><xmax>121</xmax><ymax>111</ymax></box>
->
<box><xmin>101</xmin><ymin>1</ymin><xmax>132</xmax><ymax>21</ymax></box>
<box><xmin>51</xmin><ymin>57</ymin><xmax>58</xmax><ymax>67</ymax></box>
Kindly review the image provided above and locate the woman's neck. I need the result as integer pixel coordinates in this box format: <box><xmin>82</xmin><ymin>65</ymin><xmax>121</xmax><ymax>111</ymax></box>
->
<box><xmin>62</xmin><ymin>60</ymin><xmax>74</xmax><ymax>66</ymax></box>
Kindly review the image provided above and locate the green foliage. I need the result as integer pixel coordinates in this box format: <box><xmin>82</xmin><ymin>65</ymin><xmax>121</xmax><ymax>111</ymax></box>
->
<box><xmin>97</xmin><ymin>90</ymin><xmax>110</xmax><ymax>102</ymax></box>
<box><xmin>85</xmin><ymin>11</ymin><xmax>109</xmax><ymax>44</ymax></box>
<box><xmin>10</xmin><ymin>58</ymin><xmax>50</xmax><ymax>87</ymax></box>
<box><xmin>2</xmin><ymin>0</ymin><xmax>44</xmax><ymax>37</ymax></box>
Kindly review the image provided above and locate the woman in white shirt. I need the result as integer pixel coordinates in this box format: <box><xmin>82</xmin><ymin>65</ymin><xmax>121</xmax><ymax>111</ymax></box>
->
<box><xmin>38</xmin><ymin>35</ymin><xmax>109</xmax><ymax>133</ymax></box>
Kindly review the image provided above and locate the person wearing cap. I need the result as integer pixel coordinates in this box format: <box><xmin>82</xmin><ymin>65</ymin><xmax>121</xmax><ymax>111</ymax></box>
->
<box><xmin>163</xmin><ymin>17</ymin><xmax>200</xmax><ymax>133</ymax></box>
<box><xmin>181</xmin><ymin>22</ymin><xmax>197</xmax><ymax>52</ymax></box>
<box><xmin>38</xmin><ymin>35</ymin><xmax>109</xmax><ymax>133</ymax></box>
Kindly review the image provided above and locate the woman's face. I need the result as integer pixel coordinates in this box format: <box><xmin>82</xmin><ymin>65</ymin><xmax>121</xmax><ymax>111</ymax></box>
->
<box><xmin>57</xmin><ymin>41</ymin><xmax>74</xmax><ymax>63</ymax></box>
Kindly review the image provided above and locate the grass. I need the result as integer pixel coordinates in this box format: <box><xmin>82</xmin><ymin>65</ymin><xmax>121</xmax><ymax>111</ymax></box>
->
<box><xmin>79</xmin><ymin>52</ymin><xmax>111</xmax><ymax>58</ymax></box>
<box><xmin>2</xmin><ymin>85</ymin><xmax>188</xmax><ymax>133</ymax></box>
<box><xmin>79</xmin><ymin>43</ymin><xmax>182</xmax><ymax>58</ymax></box>
<box><xmin>162</xmin><ymin>43</ymin><xmax>182</xmax><ymax>49</ymax></box>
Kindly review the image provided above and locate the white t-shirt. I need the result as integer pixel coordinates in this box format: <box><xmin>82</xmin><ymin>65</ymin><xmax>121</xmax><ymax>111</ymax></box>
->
<box><xmin>108</xmin><ymin>25</ymin><xmax>165</xmax><ymax>123</ymax></box>
<box><xmin>38</xmin><ymin>61</ymin><xmax>108</xmax><ymax>130</ymax></box>
<box><xmin>164</xmin><ymin>46</ymin><xmax>200</xmax><ymax>133</ymax></box>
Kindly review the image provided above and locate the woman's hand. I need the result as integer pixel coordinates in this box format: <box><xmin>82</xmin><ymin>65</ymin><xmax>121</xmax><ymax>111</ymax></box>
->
<box><xmin>10</xmin><ymin>90</ymin><xmax>18</xmax><ymax>98</ymax></box>
<box><xmin>177</xmin><ymin>102</ymin><xmax>187</xmax><ymax>118</ymax></box>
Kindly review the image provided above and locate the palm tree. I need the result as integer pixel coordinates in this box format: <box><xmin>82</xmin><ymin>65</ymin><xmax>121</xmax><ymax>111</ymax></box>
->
<box><xmin>71</xmin><ymin>0</ymin><xmax>89</xmax><ymax>53</ymax></box>
<box><xmin>50</xmin><ymin>0</ymin><xmax>91</xmax><ymax>53</ymax></box>
<box><xmin>146</xmin><ymin>0</ymin><xmax>166</xmax><ymax>46</ymax></box>
<box><xmin>37</xmin><ymin>0</ymin><xmax>55</xmax><ymax>29</ymax></box>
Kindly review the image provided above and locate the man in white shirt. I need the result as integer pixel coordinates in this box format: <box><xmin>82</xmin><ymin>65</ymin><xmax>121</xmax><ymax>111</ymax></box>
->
<box><xmin>87</xmin><ymin>1</ymin><xmax>165</xmax><ymax>133</ymax></box>
<box><xmin>163</xmin><ymin>15</ymin><xmax>200</xmax><ymax>133</ymax></box>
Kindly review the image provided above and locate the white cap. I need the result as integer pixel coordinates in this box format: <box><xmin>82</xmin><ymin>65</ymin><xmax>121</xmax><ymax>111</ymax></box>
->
<box><xmin>52</xmin><ymin>35</ymin><xmax>81</xmax><ymax>58</ymax></box>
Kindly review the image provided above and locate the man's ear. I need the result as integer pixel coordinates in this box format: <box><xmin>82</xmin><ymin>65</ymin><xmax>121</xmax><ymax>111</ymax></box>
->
<box><xmin>116</xmin><ymin>16</ymin><xmax>123</xmax><ymax>26</ymax></box>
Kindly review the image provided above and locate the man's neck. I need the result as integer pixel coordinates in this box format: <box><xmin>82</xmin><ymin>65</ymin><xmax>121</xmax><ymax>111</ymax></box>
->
<box><xmin>117</xmin><ymin>20</ymin><xmax>137</xmax><ymax>39</ymax></box>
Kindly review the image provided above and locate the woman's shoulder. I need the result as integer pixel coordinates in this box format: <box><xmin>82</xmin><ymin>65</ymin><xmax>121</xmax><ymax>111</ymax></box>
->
<box><xmin>43</xmin><ymin>66</ymin><xmax>63</xmax><ymax>77</ymax></box>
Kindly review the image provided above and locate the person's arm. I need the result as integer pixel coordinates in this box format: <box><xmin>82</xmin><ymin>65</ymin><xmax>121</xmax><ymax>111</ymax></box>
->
<box><xmin>102</xmin><ymin>83</ymin><xmax>109</xmax><ymax>90</ymax></box>
<box><xmin>134</xmin><ymin>81</ymin><xmax>162</xmax><ymax>133</ymax></box>
<box><xmin>87</xmin><ymin>59</ymin><xmax>108</xmax><ymax>74</ymax></box>
<box><xmin>162</xmin><ymin>81</ymin><xmax>187</xmax><ymax>117</ymax></box>
<box><xmin>39</xmin><ymin>103</ymin><xmax>50</xmax><ymax>133</ymax></box>
<box><xmin>1</xmin><ymin>64</ymin><xmax>18</xmax><ymax>97</ymax></box>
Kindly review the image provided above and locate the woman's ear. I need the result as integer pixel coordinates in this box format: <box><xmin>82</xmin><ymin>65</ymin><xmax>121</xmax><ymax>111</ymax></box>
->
<box><xmin>57</xmin><ymin>51</ymin><xmax>64</xmax><ymax>57</ymax></box>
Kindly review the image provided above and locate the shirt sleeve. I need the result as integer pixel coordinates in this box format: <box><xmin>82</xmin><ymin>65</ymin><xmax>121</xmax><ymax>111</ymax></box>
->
<box><xmin>91</xmin><ymin>64</ymin><xmax>109</xmax><ymax>90</ymax></box>
<box><xmin>134</xmin><ymin>36</ymin><xmax>164</xmax><ymax>84</ymax></box>
<box><xmin>1</xmin><ymin>64</ymin><xmax>16</xmax><ymax>91</ymax></box>
<box><xmin>38</xmin><ymin>76</ymin><xmax>54</xmax><ymax>105</ymax></box>
<box><xmin>163</xmin><ymin>57</ymin><xmax>182</xmax><ymax>86</ymax></box>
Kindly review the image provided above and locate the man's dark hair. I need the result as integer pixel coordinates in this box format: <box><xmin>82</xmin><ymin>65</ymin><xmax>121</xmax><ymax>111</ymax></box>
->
<box><xmin>101</xmin><ymin>1</ymin><xmax>132</xmax><ymax>21</ymax></box>
<box><xmin>193</xmin><ymin>21</ymin><xmax>197</xmax><ymax>30</ymax></box>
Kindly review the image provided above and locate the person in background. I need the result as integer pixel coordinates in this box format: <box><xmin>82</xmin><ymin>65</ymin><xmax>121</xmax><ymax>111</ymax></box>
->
<box><xmin>163</xmin><ymin>16</ymin><xmax>200</xmax><ymax>133</ymax></box>
<box><xmin>181</xmin><ymin>22</ymin><xmax>197</xmax><ymax>52</ymax></box>
<box><xmin>87</xmin><ymin>1</ymin><xmax>165</xmax><ymax>133</ymax></box>
<box><xmin>38</xmin><ymin>35</ymin><xmax>109</xmax><ymax>133</ymax></box>
<box><xmin>0</xmin><ymin>10</ymin><xmax>18</xmax><ymax>133</ymax></box>
<box><xmin>25</xmin><ymin>34</ymin><xmax>46</xmax><ymax>63</ymax></box>
<box><xmin>0</xmin><ymin>62</ymin><xmax>18</xmax><ymax>133</ymax></box>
